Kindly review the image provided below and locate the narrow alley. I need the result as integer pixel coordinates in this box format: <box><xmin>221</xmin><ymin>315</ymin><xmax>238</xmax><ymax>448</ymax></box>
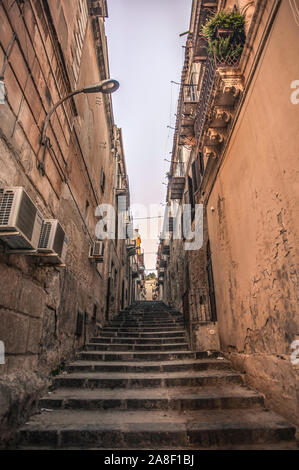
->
<box><xmin>0</xmin><ymin>0</ymin><xmax>298</xmax><ymax>455</ymax></box>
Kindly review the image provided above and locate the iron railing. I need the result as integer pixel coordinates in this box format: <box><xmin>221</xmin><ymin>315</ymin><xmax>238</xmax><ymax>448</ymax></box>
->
<box><xmin>189</xmin><ymin>289</ymin><xmax>211</xmax><ymax>322</ymax></box>
<box><xmin>194</xmin><ymin>55</ymin><xmax>216</xmax><ymax>142</ymax></box>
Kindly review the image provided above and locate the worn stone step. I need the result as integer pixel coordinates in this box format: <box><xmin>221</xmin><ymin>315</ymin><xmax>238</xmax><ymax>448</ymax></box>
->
<box><xmin>121</xmin><ymin>314</ymin><xmax>181</xmax><ymax>318</ymax></box>
<box><xmin>66</xmin><ymin>358</ymin><xmax>231</xmax><ymax>373</ymax></box>
<box><xmin>39</xmin><ymin>385</ymin><xmax>264</xmax><ymax>411</ymax></box>
<box><xmin>106</xmin><ymin>322</ymin><xmax>184</xmax><ymax>328</ymax></box>
<box><xmin>53</xmin><ymin>370</ymin><xmax>243</xmax><ymax>389</ymax></box>
<box><xmin>17</xmin><ymin>408</ymin><xmax>296</xmax><ymax>449</ymax></box>
<box><xmin>84</xmin><ymin>342</ymin><xmax>189</xmax><ymax>352</ymax></box>
<box><xmin>77</xmin><ymin>350</ymin><xmax>219</xmax><ymax>362</ymax></box>
<box><xmin>99</xmin><ymin>330</ymin><xmax>186</xmax><ymax>338</ymax></box>
<box><xmin>90</xmin><ymin>336</ymin><xmax>186</xmax><ymax>345</ymax></box>
<box><xmin>101</xmin><ymin>326</ymin><xmax>185</xmax><ymax>333</ymax></box>
<box><xmin>120</xmin><ymin>316</ymin><xmax>183</xmax><ymax>322</ymax></box>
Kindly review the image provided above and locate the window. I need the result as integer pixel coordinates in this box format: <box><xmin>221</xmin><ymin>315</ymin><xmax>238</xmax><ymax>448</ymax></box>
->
<box><xmin>75</xmin><ymin>311</ymin><xmax>84</xmax><ymax>336</ymax></box>
<box><xmin>101</xmin><ymin>169</ymin><xmax>106</xmax><ymax>194</ymax></box>
<box><xmin>117</xmin><ymin>163</ymin><xmax>122</xmax><ymax>189</ymax></box>
<box><xmin>188</xmin><ymin>176</ymin><xmax>195</xmax><ymax>210</ymax></box>
<box><xmin>84</xmin><ymin>200</ymin><xmax>89</xmax><ymax>219</ymax></box>
<box><xmin>190</xmin><ymin>72</ymin><xmax>199</xmax><ymax>102</ymax></box>
<box><xmin>199</xmin><ymin>151</ymin><xmax>204</xmax><ymax>176</ymax></box>
<box><xmin>192</xmin><ymin>160</ymin><xmax>198</xmax><ymax>193</ymax></box>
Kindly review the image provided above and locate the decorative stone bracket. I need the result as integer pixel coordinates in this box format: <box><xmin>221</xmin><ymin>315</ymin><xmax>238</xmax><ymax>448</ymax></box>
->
<box><xmin>201</xmin><ymin>67</ymin><xmax>244</xmax><ymax>163</ymax></box>
<box><xmin>218</xmin><ymin>68</ymin><xmax>245</xmax><ymax>98</ymax></box>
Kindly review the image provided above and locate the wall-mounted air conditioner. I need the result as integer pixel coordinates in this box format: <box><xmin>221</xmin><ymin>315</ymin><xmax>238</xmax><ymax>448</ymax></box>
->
<box><xmin>0</xmin><ymin>187</ymin><xmax>43</xmax><ymax>252</ymax></box>
<box><xmin>38</xmin><ymin>219</ymin><xmax>68</xmax><ymax>264</ymax></box>
<box><xmin>89</xmin><ymin>240</ymin><xmax>104</xmax><ymax>262</ymax></box>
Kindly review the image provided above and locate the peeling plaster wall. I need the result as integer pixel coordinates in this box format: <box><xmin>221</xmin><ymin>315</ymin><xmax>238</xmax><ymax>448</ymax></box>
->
<box><xmin>207</xmin><ymin>0</ymin><xmax>299</xmax><ymax>425</ymax></box>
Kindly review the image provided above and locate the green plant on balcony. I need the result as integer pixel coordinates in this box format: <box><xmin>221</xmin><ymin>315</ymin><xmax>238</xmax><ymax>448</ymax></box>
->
<box><xmin>201</xmin><ymin>9</ymin><xmax>246</xmax><ymax>65</ymax></box>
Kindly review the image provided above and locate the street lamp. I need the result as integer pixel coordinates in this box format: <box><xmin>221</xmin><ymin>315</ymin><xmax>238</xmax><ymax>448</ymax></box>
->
<box><xmin>41</xmin><ymin>78</ymin><xmax>119</xmax><ymax>145</ymax></box>
<box><xmin>38</xmin><ymin>79</ymin><xmax>119</xmax><ymax>175</ymax></box>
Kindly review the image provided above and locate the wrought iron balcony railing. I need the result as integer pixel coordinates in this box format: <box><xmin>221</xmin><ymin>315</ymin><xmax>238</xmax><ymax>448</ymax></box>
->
<box><xmin>194</xmin><ymin>55</ymin><xmax>216</xmax><ymax>142</ymax></box>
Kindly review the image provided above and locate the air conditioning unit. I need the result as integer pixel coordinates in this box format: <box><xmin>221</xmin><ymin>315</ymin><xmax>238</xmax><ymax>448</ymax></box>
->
<box><xmin>38</xmin><ymin>219</ymin><xmax>68</xmax><ymax>264</ymax></box>
<box><xmin>0</xmin><ymin>187</ymin><xmax>43</xmax><ymax>251</ymax></box>
<box><xmin>89</xmin><ymin>240</ymin><xmax>104</xmax><ymax>262</ymax></box>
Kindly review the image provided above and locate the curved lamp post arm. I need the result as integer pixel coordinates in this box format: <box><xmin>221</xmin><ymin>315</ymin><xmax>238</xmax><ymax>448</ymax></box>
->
<box><xmin>40</xmin><ymin>79</ymin><xmax>119</xmax><ymax>145</ymax></box>
<box><xmin>41</xmin><ymin>88</ymin><xmax>83</xmax><ymax>145</ymax></box>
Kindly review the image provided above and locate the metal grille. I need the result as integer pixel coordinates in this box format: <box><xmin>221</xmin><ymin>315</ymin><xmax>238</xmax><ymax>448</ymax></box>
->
<box><xmin>93</xmin><ymin>241</ymin><xmax>104</xmax><ymax>256</ymax></box>
<box><xmin>76</xmin><ymin>311</ymin><xmax>84</xmax><ymax>336</ymax></box>
<box><xmin>190</xmin><ymin>290</ymin><xmax>210</xmax><ymax>322</ymax></box>
<box><xmin>194</xmin><ymin>55</ymin><xmax>216</xmax><ymax>141</ymax></box>
<box><xmin>16</xmin><ymin>190</ymin><xmax>36</xmax><ymax>240</ymax></box>
<box><xmin>0</xmin><ymin>190</ymin><xmax>14</xmax><ymax>226</ymax></box>
<box><xmin>53</xmin><ymin>222</ymin><xmax>65</xmax><ymax>257</ymax></box>
<box><xmin>38</xmin><ymin>221</ymin><xmax>52</xmax><ymax>249</ymax></box>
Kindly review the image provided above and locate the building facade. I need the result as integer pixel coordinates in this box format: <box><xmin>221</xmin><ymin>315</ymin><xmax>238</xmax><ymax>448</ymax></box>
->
<box><xmin>159</xmin><ymin>0</ymin><xmax>299</xmax><ymax>426</ymax></box>
<box><xmin>0</xmin><ymin>0</ymin><xmax>132</xmax><ymax>440</ymax></box>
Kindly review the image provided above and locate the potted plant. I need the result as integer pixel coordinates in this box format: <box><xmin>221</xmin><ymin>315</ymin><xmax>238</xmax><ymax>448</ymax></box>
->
<box><xmin>201</xmin><ymin>9</ymin><xmax>246</xmax><ymax>65</ymax></box>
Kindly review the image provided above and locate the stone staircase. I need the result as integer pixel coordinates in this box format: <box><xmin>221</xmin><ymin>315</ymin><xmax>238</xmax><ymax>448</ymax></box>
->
<box><xmin>16</xmin><ymin>301</ymin><xmax>296</xmax><ymax>449</ymax></box>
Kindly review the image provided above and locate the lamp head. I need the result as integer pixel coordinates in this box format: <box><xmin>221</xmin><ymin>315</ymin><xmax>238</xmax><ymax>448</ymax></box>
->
<box><xmin>83</xmin><ymin>79</ymin><xmax>119</xmax><ymax>95</ymax></box>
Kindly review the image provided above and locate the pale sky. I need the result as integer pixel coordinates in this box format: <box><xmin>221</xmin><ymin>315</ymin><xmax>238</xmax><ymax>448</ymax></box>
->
<box><xmin>105</xmin><ymin>0</ymin><xmax>192</xmax><ymax>272</ymax></box>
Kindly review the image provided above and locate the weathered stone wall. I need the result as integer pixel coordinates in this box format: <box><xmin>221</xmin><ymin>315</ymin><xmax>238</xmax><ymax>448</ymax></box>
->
<box><xmin>163</xmin><ymin>203</ymin><xmax>219</xmax><ymax>351</ymax></box>
<box><xmin>163</xmin><ymin>238</ymin><xmax>185</xmax><ymax>312</ymax></box>
<box><xmin>0</xmin><ymin>0</ymin><xmax>127</xmax><ymax>443</ymax></box>
<box><xmin>206</xmin><ymin>0</ymin><xmax>299</xmax><ymax>426</ymax></box>
<box><xmin>187</xmin><ymin>208</ymin><xmax>219</xmax><ymax>350</ymax></box>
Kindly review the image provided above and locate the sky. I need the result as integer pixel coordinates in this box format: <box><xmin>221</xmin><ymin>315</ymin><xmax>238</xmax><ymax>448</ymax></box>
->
<box><xmin>105</xmin><ymin>0</ymin><xmax>193</xmax><ymax>272</ymax></box>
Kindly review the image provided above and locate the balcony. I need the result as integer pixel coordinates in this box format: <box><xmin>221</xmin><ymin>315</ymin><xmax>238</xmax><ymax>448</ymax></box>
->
<box><xmin>162</xmin><ymin>239</ymin><xmax>170</xmax><ymax>256</ymax></box>
<box><xmin>115</xmin><ymin>188</ymin><xmax>127</xmax><ymax>196</ymax></box>
<box><xmin>194</xmin><ymin>55</ymin><xmax>244</xmax><ymax>160</ymax></box>
<box><xmin>88</xmin><ymin>0</ymin><xmax>108</xmax><ymax>18</ymax></box>
<box><xmin>131</xmin><ymin>263</ymin><xmax>138</xmax><ymax>278</ymax></box>
<box><xmin>159</xmin><ymin>268</ymin><xmax>165</xmax><ymax>277</ymax></box>
<box><xmin>126</xmin><ymin>238</ymin><xmax>136</xmax><ymax>256</ymax></box>
<box><xmin>170</xmin><ymin>177</ymin><xmax>185</xmax><ymax>200</ymax></box>
<box><xmin>193</xmin><ymin>3</ymin><xmax>217</xmax><ymax>61</ymax></box>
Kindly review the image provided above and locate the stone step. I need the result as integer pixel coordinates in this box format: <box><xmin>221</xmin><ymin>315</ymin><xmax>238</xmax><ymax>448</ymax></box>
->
<box><xmin>66</xmin><ymin>358</ymin><xmax>231</xmax><ymax>373</ymax></box>
<box><xmin>119</xmin><ymin>316</ymin><xmax>183</xmax><ymax>321</ymax></box>
<box><xmin>52</xmin><ymin>370</ymin><xmax>243</xmax><ymax>389</ymax></box>
<box><xmin>90</xmin><ymin>336</ymin><xmax>186</xmax><ymax>345</ymax></box>
<box><xmin>106</xmin><ymin>322</ymin><xmax>184</xmax><ymax>328</ymax></box>
<box><xmin>99</xmin><ymin>330</ymin><xmax>186</xmax><ymax>338</ymax></box>
<box><xmin>84</xmin><ymin>342</ymin><xmax>189</xmax><ymax>352</ymax></box>
<box><xmin>77</xmin><ymin>350</ymin><xmax>220</xmax><ymax>362</ymax></box>
<box><xmin>109</xmin><ymin>314</ymin><xmax>181</xmax><ymax>318</ymax></box>
<box><xmin>39</xmin><ymin>385</ymin><xmax>264</xmax><ymax>411</ymax></box>
<box><xmin>17</xmin><ymin>408</ymin><xmax>296</xmax><ymax>449</ymax></box>
<box><xmin>101</xmin><ymin>326</ymin><xmax>185</xmax><ymax>333</ymax></box>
